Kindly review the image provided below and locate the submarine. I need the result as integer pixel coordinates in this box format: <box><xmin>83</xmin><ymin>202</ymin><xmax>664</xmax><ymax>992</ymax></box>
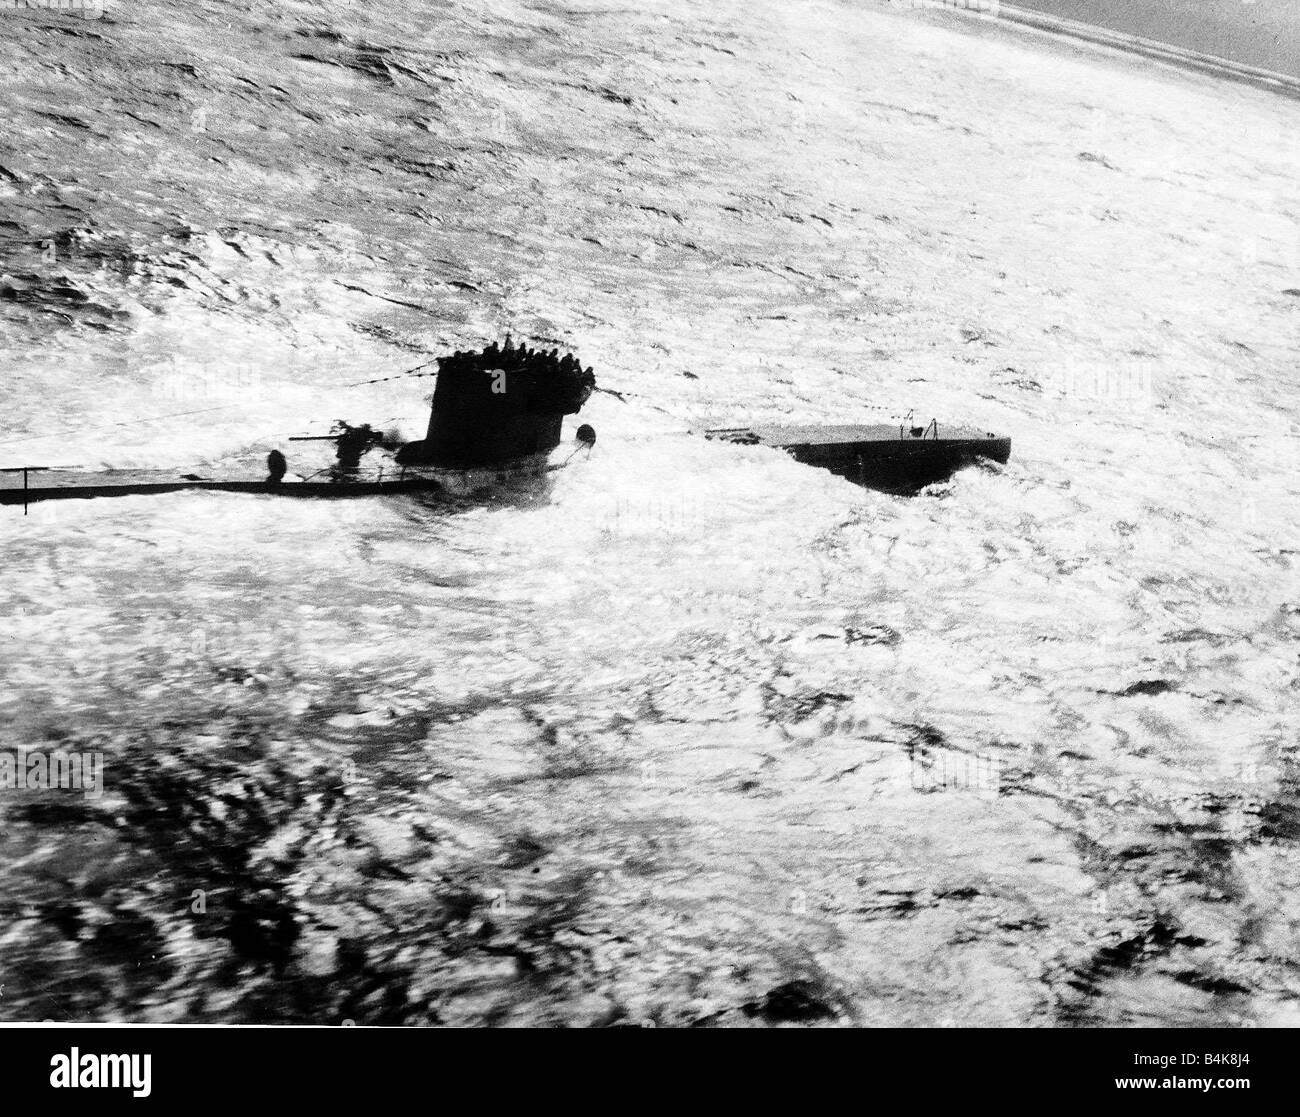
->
<box><xmin>0</xmin><ymin>342</ymin><xmax>1011</xmax><ymax>508</ymax></box>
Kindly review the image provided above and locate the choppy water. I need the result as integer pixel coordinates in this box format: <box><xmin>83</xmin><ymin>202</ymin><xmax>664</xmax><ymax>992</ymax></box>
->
<box><xmin>1</xmin><ymin>0</ymin><xmax>1298</xmax><ymax>1025</ymax></box>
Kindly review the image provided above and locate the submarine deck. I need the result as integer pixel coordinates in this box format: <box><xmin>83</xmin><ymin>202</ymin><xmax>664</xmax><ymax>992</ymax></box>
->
<box><xmin>0</xmin><ymin>454</ymin><xmax>563</xmax><ymax>506</ymax></box>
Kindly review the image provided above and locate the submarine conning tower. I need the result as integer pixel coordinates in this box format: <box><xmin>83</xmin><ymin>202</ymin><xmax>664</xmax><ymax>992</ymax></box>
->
<box><xmin>395</xmin><ymin>338</ymin><xmax>596</xmax><ymax>468</ymax></box>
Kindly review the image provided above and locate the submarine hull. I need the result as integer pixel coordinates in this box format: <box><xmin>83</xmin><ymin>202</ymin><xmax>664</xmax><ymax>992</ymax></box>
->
<box><xmin>0</xmin><ymin>452</ymin><xmax>563</xmax><ymax>507</ymax></box>
<box><xmin>706</xmin><ymin>423</ymin><xmax>1011</xmax><ymax>494</ymax></box>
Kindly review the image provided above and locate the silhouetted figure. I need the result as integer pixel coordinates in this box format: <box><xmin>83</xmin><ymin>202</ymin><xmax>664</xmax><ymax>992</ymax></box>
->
<box><xmin>266</xmin><ymin>449</ymin><xmax>287</xmax><ymax>484</ymax></box>
<box><xmin>332</xmin><ymin>422</ymin><xmax>380</xmax><ymax>471</ymax></box>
